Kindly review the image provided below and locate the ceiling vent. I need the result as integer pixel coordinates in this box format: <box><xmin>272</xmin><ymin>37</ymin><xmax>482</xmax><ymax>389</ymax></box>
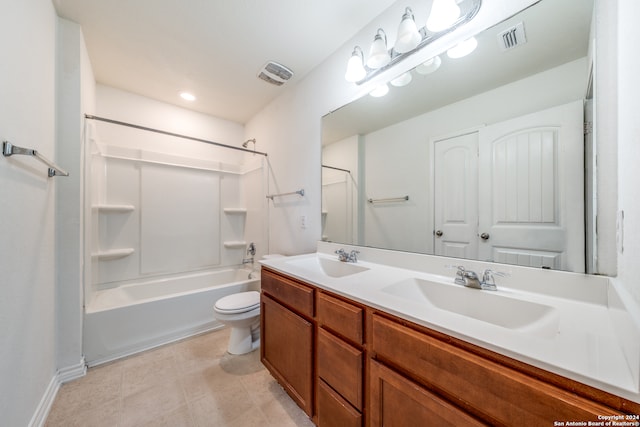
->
<box><xmin>497</xmin><ymin>22</ymin><xmax>527</xmax><ymax>50</ymax></box>
<box><xmin>257</xmin><ymin>61</ymin><xmax>293</xmax><ymax>86</ymax></box>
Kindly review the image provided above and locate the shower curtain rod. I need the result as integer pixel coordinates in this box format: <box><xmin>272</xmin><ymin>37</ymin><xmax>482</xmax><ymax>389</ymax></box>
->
<box><xmin>85</xmin><ymin>114</ymin><xmax>268</xmax><ymax>157</ymax></box>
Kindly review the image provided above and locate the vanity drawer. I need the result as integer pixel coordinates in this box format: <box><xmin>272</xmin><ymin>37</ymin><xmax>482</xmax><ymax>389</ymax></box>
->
<box><xmin>317</xmin><ymin>327</ymin><xmax>363</xmax><ymax>410</ymax></box>
<box><xmin>261</xmin><ymin>268</ymin><xmax>314</xmax><ymax>318</ymax></box>
<box><xmin>317</xmin><ymin>379</ymin><xmax>362</xmax><ymax>427</ymax></box>
<box><xmin>317</xmin><ymin>291</ymin><xmax>363</xmax><ymax>345</ymax></box>
<box><xmin>371</xmin><ymin>314</ymin><xmax>622</xmax><ymax>425</ymax></box>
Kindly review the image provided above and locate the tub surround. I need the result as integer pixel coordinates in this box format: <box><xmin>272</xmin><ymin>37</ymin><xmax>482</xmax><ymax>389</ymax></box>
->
<box><xmin>260</xmin><ymin>241</ymin><xmax>640</xmax><ymax>405</ymax></box>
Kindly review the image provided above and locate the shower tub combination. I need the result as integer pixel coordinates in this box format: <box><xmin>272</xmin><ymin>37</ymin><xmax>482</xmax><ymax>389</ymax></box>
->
<box><xmin>84</xmin><ymin>117</ymin><xmax>269</xmax><ymax>366</ymax></box>
<box><xmin>83</xmin><ymin>268</ymin><xmax>260</xmax><ymax>366</ymax></box>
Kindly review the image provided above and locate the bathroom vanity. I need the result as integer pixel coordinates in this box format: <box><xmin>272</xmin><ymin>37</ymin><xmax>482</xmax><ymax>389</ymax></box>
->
<box><xmin>260</xmin><ymin>244</ymin><xmax>640</xmax><ymax>426</ymax></box>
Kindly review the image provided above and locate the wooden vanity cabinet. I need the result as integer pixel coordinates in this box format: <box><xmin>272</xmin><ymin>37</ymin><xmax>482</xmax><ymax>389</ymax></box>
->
<box><xmin>369</xmin><ymin>313</ymin><xmax>632</xmax><ymax>426</ymax></box>
<box><xmin>260</xmin><ymin>267</ymin><xmax>640</xmax><ymax>426</ymax></box>
<box><xmin>260</xmin><ymin>269</ymin><xmax>315</xmax><ymax>416</ymax></box>
<box><xmin>316</xmin><ymin>291</ymin><xmax>365</xmax><ymax>426</ymax></box>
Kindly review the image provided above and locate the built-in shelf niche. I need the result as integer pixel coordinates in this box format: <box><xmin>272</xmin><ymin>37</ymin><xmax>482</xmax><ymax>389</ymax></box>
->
<box><xmin>223</xmin><ymin>208</ymin><xmax>247</xmax><ymax>214</ymax></box>
<box><xmin>223</xmin><ymin>208</ymin><xmax>248</xmax><ymax>253</ymax></box>
<box><xmin>92</xmin><ymin>248</ymin><xmax>135</xmax><ymax>261</ymax></box>
<box><xmin>93</xmin><ymin>204</ymin><xmax>135</xmax><ymax>213</ymax></box>
<box><xmin>92</xmin><ymin>204</ymin><xmax>136</xmax><ymax>262</ymax></box>
<box><xmin>223</xmin><ymin>241</ymin><xmax>247</xmax><ymax>249</ymax></box>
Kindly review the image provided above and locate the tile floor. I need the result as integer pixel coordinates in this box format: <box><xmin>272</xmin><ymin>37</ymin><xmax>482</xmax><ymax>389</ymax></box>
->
<box><xmin>45</xmin><ymin>328</ymin><xmax>315</xmax><ymax>427</ymax></box>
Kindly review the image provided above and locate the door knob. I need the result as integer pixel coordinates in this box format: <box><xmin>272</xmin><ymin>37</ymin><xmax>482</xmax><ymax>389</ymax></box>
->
<box><xmin>480</xmin><ymin>232</ymin><xmax>490</xmax><ymax>240</ymax></box>
<box><xmin>435</xmin><ymin>230</ymin><xmax>443</xmax><ymax>237</ymax></box>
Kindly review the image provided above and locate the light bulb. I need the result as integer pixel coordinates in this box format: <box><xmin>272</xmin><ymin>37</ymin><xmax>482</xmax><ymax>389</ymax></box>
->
<box><xmin>179</xmin><ymin>92</ymin><xmax>196</xmax><ymax>101</ymax></box>
<box><xmin>426</xmin><ymin>0</ymin><xmax>461</xmax><ymax>33</ymax></box>
<box><xmin>395</xmin><ymin>7</ymin><xmax>422</xmax><ymax>54</ymax></box>
<box><xmin>415</xmin><ymin>56</ymin><xmax>442</xmax><ymax>75</ymax></box>
<box><xmin>345</xmin><ymin>46</ymin><xmax>366</xmax><ymax>82</ymax></box>
<box><xmin>369</xmin><ymin>84</ymin><xmax>389</xmax><ymax>97</ymax></box>
<box><xmin>367</xmin><ymin>29</ymin><xmax>391</xmax><ymax>69</ymax></box>
<box><xmin>390</xmin><ymin>72</ymin><xmax>412</xmax><ymax>87</ymax></box>
<box><xmin>447</xmin><ymin>37</ymin><xmax>478</xmax><ymax>59</ymax></box>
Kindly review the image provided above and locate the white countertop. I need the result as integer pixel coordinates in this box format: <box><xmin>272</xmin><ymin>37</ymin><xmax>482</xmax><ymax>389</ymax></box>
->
<box><xmin>260</xmin><ymin>242</ymin><xmax>640</xmax><ymax>404</ymax></box>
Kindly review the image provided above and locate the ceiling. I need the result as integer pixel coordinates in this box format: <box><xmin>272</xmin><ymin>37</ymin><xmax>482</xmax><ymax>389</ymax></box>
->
<box><xmin>53</xmin><ymin>0</ymin><xmax>397</xmax><ymax>124</ymax></box>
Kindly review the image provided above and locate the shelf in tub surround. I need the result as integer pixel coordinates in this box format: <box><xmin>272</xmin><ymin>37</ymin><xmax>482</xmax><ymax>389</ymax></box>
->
<box><xmin>223</xmin><ymin>241</ymin><xmax>247</xmax><ymax>249</ymax></box>
<box><xmin>92</xmin><ymin>248</ymin><xmax>135</xmax><ymax>260</ymax></box>
<box><xmin>93</xmin><ymin>204</ymin><xmax>135</xmax><ymax>213</ymax></box>
<box><xmin>223</xmin><ymin>208</ymin><xmax>247</xmax><ymax>214</ymax></box>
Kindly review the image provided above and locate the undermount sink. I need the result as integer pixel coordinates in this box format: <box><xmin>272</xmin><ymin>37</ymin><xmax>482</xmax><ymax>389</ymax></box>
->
<box><xmin>286</xmin><ymin>256</ymin><xmax>369</xmax><ymax>278</ymax></box>
<box><xmin>382</xmin><ymin>278</ymin><xmax>559</xmax><ymax>337</ymax></box>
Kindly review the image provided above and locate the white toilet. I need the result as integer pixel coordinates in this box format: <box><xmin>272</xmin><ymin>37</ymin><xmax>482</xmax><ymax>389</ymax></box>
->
<box><xmin>213</xmin><ymin>291</ymin><xmax>261</xmax><ymax>355</ymax></box>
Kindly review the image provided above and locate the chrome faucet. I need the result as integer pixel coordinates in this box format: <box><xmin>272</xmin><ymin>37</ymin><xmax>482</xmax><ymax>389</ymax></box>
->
<box><xmin>243</xmin><ymin>242</ymin><xmax>256</xmax><ymax>265</ymax></box>
<box><xmin>465</xmin><ymin>270</ymin><xmax>483</xmax><ymax>289</ymax></box>
<box><xmin>452</xmin><ymin>266</ymin><xmax>506</xmax><ymax>291</ymax></box>
<box><xmin>335</xmin><ymin>248</ymin><xmax>359</xmax><ymax>263</ymax></box>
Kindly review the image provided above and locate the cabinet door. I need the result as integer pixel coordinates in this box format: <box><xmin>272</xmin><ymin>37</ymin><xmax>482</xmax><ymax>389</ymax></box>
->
<box><xmin>369</xmin><ymin>360</ymin><xmax>486</xmax><ymax>427</ymax></box>
<box><xmin>261</xmin><ymin>294</ymin><xmax>314</xmax><ymax>416</ymax></box>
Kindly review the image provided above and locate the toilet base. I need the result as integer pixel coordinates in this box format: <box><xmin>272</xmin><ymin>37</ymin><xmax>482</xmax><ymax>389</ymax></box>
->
<box><xmin>227</xmin><ymin>323</ymin><xmax>260</xmax><ymax>355</ymax></box>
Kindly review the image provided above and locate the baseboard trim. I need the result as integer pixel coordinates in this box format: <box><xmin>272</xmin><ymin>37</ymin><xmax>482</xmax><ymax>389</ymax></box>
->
<box><xmin>57</xmin><ymin>356</ymin><xmax>87</xmax><ymax>384</ymax></box>
<box><xmin>28</xmin><ymin>357</ymin><xmax>87</xmax><ymax>427</ymax></box>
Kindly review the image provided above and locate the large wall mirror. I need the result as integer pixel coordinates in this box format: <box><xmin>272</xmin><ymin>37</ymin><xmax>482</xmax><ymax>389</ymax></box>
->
<box><xmin>321</xmin><ymin>0</ymin><xmax>594</xmax><ymax>273</ymax></box>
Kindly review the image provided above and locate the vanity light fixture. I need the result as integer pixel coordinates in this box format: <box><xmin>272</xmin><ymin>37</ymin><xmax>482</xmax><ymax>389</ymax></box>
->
<box><xmin>415</xmin><ymin>55</ymin><xmax>442</xmax><ymax>75</ymax></box>
<box><xmin>447</xmin><ymin>36</ymin><xmax>478</xmax><ymax>58</ymax></box>
<box><xmin>390</xmin><ymin>71</ymin><xmax>412</xmax><ymax>87</ymax></box>
<box><xmin>426</xmin><ymin>0</ymin><xmax>462</xmax><ymax>33</ymax></box>
<box><xmin>395</xmin><ymin>7</ymin><xmax>422</xmax><ymax>53</ymax></box>
<box><xmin>344</xmin><ymin>0</ymin><xmax>481</xmax><ymax>85</ymax></box>
<box><xmin>345</xmin><ymin>46</ymin><xmax>367</xmax><ymax>82</ymax></box>
<box><xmin>367</xmin><ymin>29</ymin><xmax>391</xmax><ymax>69</ymax></box>
<box><xmin>369</xmin><ymin>83</ymin><xmax>389</xmax><ymax>97</ymax></box>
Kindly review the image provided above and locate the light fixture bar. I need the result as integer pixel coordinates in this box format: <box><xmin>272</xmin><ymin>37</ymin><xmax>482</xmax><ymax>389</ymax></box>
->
<box><xmin>352</xmin><ymin>0</ymin><xmax>481</xmax><ymax>85</ymax></box>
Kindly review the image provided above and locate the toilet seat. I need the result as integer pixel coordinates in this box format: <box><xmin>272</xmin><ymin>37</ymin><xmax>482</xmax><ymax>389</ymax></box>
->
<box><xmin>214</xmin><ymin>291</ymin><xmax>260</xmax><ymax>314</ymax></box>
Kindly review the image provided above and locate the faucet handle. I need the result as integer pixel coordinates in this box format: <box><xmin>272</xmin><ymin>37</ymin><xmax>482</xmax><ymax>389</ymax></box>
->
<box><xmin>247</xmin><ymin>242</ymin><xmax>256</xmax><ymax>256</ymax></box>
<box><xmin>482</xmin><ymin>269</ymin><xmax>509</xmax><ymax>280</ymax></box>
<box><xmin>481</xmin><ymin>269</ymin><xmax>509</xmax><ymax>290</ymax></box>
<box><xmin>446</xmin><ymin>265</ymin><xmax>467</xmax><ymax>285</ymax></box>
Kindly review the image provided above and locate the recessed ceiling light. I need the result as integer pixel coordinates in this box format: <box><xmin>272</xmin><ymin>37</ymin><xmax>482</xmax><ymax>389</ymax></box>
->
<box><xmin>179</xmin><ymin>92</ymin><xmax>196</xmax><ymax>101</ymax></box>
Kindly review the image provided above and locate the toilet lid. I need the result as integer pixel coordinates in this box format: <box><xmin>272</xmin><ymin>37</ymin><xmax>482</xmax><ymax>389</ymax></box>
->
<box><xmin>215</xmin><ymin>291</ymin><xmax>260</xmax><ymax>314</ymax></box>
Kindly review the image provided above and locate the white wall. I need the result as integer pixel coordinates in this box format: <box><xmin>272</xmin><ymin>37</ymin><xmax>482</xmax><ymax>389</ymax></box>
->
<box><xmin>0</xmin><ymin>1</ymin><xmax>59</xmax><ymax>426</ymax></box>
<box><xmin>246</xmin><ymin>0</ymin><xmax>539</xmax><ymax>257</ymax></box>
<box><xmin>56</xmin><ymin>17</ymin><xmax>95</xmax><ymax>380</ymax></box>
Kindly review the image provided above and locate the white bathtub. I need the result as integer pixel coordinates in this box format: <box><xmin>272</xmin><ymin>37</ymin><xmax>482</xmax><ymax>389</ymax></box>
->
<box><xmin>83</xmin><ymin>268</ymin><xmax>260</xmax><ymax>366</ymax></box>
